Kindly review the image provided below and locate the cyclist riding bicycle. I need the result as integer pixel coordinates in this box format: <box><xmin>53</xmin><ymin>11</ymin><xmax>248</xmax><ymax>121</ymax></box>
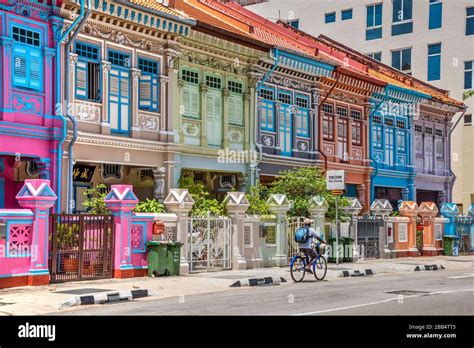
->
<box><xmin>297</xmin><ymin>218</ymin><xmax>328</xmax><ymax>272</ymax></box>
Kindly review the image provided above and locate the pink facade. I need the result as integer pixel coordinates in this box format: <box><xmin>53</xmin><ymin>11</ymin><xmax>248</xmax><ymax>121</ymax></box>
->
<box><xmin>0</xmin><ymin>0</ymin><xmax>63</xmax><ymax>211</ymax></box>
<box><xmin>0</xmin><ymin>179</ymin><xmax>57</xmax><ymax>288</ymax></box>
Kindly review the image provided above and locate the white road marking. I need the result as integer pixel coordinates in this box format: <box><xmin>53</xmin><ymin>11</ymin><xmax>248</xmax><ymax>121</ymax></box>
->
<box><xmin>294</xmin><ymin>288</ymin><xmax>474</xmax><ymax>315</ymax></box>
<box><xmin>448</xmin><ymin>273</ymin><xmax>474</xmax><ymax>279</ymax></box>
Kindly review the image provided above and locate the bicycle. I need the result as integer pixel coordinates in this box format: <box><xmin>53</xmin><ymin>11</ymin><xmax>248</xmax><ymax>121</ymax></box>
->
<box><xmin>289</xmin><ymin>245</ymin><xmax>327</xmax><ymax>282</ymax></box>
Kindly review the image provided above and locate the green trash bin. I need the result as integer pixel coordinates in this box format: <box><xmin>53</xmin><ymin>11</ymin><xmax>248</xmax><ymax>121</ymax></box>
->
<box><xmin>166</xmin><ymin>242</ymin><xmax>183</xmax><ymax>276</ymax></box>
<box><xmin>442</xmin><ymin>236</ymin><xmax>455</xmax><ymax>256</ymax></box>
<box><xmin>146</xmin><ymin>241</ymin><xmax>169</xmax><ymax>277</ymax></box>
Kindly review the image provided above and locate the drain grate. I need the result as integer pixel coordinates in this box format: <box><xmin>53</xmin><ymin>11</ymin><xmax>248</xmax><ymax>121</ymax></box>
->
<box><xmin>386</xmin><ymin>290</ymin><xmax>430</xmax><ymax>296</ymax></box>
<box><xmin>53</xmin><ymin>288</ymin><xmax>114</xmax><ymax>295</ymax></box>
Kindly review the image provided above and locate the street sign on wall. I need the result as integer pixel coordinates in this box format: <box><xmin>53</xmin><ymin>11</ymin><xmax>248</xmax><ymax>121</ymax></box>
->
<box><xmin>326</xmin><ymin>170</ymin><xmax>345</xmax><ymax>191</ymax></box>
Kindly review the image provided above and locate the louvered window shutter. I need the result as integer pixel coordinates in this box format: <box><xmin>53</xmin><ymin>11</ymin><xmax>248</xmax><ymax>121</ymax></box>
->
<box><xmin>139</xmin><ymin>74</ymin><xmax>152</xmax><ymax>108</ymax></box>
<box><xmin>29</xmin><ymin>48</ymin><xmax>41</xmax><ymax>90</ymax></box>
<box><xmin>76</xmin><ymin>60</ymin><xmax>88</xmax><ymax>97</ymax></box>
<box><xmin>12</xmin><ymin>46</ymin><xmax>28</xmax><ymax>88</ymax></box>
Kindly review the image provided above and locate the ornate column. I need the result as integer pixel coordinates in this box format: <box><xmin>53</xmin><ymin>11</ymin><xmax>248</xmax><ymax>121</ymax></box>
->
<box><xmin>274</xmin><ymin>102</ymin><xmax>281</xmax><ymax>151</ymax></box>
<box><xmin>342</xmin><ymin>198</ymin><xmax>363</xmax><ymax>260</ymax></box>
<box><xmin>199</xmin><ymin>82</ymin><xmax>208</xmax><ymax>147</ymax></box>
<box><xmin>159</xmin><ymin>75</ymin><xmax>170</xmax><ymax>141</ymax></box>
<box><xmin>401</xmin><ymin>188</ymin><xmax>409</xmax><ymax>201</ymax></box>
<box><xmin>164</xmin><ymin>46</ymin><xmax>178</xmax><ymax>143</ymax></box>
<box><xmin>468</xmin><ymin>205</ymin><xmax>474</xmax><ymax>253</ymax></box>
<box><xmin>176</xmin><ymin>79</ymin><xmax>185</xmax><ymax>143</ymax></box>
<box><xmin>130</xmin><ymin>68</ymin><xmax>141</xmax><ymax>138</ymax></box>
<box><xmin>101</xmin><ymin>61</ymin><xmax>112</xmax><ymax>135</ymax></box>
<box><xmin>35</xmin><ymin>158</ymin><xmax>52</xmax><ymax>180</ymax></box>
<box><xmin>243</xmin><ymin>92</ymin><xmax>251</xmax><ymax>151</ymax></box>
<box><xmin>224</xmin><ymin>192</ymin><xmax>250</xmax><ymax>270</ymax></box>
<box><xmin>310</xmin><ymin>87</ymin><xmax>319</xmax><ymax>154</ymax></box>
<box><xmin>104</xmin><ymin>185</ymin><xmax>139</xmax><ymax>278</ymax></box>
<box><xmin>440</xmin><ymin>203</ymin><xmax>459</xmax><ymax>237</ymax></box>
<box><xmin>418</xmin><ymin>202</ymin><xmax>439</xmax><ymax>256</ymax></box>
<box><xmin>266</xmin><ymin>194</ymin><xmax>291</xmax><ymax>266</ymax></box>
<box><xmin>356</xmin><ymin>184</ymin><xmax>366</xmax><ymax>211</ymax></box>
<box><xmin>1</xmin><ymin>37</ymin><xmax>14</xmax><ymax>119</ymax></box>
<box><xmin>43</xmin><ymin>47</ymin><xmax>56</xmax><ymax>117</ymax></box>
<box><xmin>223</xmin><ymin>88</ymin><xmax>230</xmax><ymax>148</ymax></box>
<box><xmin>398</xmin><ymin>201</ymin><xmax>420</xmax><ymax>257</ymax></box>
<box><xmin>16</xmin><ymin>179</ymin><xmax>57</xmax><ymax>285</ymax></box>
<box><xmin>153</xmin><ymin>166</ymin><xmax>166</xmax><ymax>203</ymax></box>
<box><xmin>370</xmin><ymin>199</ymin><xmax>393</xmax><ymax>258</ymax></box>
<box><xmin>67</xmin><ymin>53</ymin><xmax>78</xmax><ymax>116</ymax></box>
<box><xmin>308</xmin><ymin>196</ymin><xmax>329</xmax><ymax>239</ymax></box>
<box><xmin>163</xmin><ymin>189</ymin><xmax>194</xmax><ymax>275</ymax></box>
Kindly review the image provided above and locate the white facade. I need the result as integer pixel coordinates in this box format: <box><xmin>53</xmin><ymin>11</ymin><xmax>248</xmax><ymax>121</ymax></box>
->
<box><xmin>248</xmin><ymin>0</ymin><xmax>474</xmax><ymax>211</ymax></box>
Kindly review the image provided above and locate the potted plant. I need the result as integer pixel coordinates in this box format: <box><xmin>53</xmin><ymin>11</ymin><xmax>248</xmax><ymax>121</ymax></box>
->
<box><xmin>55</xmin><ymin>223</ymin><xmax>80</xmax><ymax>273</ymax></box>
<box><xmin>134</xmin><ymin>198</ymin><xmax>166</xmax><ymax>235</ymax></box>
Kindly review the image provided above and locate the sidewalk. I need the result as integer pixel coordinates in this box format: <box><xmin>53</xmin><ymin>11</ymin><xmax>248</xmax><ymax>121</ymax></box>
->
<box><xmin>0</xmin><ymin>255</ymin><xmax>472</xmax><ymax>315</ymax></box>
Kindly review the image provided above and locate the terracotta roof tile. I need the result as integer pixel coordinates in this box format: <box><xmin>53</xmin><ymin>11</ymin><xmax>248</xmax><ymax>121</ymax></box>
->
<box><xmin>129</xmin><ymin>0</ymin><xmax>190</xmax><ymax>19</ymax></box>
<box><xmin>173</xmin><ymin>0</ymin><xmax>254</xmax><ymax>38</ymax></box>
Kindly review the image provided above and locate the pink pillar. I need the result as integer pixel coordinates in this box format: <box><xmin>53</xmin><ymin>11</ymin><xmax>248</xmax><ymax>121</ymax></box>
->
<box><xmin>104</xmin><ymin>185</ymin><xmax>138</xmax><ymax>278</ymax></box>
<box><xmin>16</xmin><ymin>179</ymin><xmax>57</xmax><ymax>285</ymax></box>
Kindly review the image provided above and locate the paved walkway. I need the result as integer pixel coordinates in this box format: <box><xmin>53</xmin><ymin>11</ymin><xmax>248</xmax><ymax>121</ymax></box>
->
<box><xmin>0</xmin><ymin>255</ymin><xmax>472</xmax><ymax>315</ymax></box>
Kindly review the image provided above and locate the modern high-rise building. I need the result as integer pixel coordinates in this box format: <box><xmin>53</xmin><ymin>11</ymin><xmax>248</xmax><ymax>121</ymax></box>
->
<box><xmin>247</xmin><ymin>0</ymin><xmax>474</xmax><ymax>212</ymax></box>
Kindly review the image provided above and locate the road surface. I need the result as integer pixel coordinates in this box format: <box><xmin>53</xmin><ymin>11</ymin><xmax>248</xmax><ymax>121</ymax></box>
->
<box><xmin>54</xmin><ymin>269</ymin><xmax>474</xmax><ymax>315</ymax></box>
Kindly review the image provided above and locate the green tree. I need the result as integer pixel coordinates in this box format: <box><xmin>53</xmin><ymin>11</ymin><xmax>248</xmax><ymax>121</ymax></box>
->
<box><xmin>463</xmin><ymin>90</ymin><xmax>474</xmax><ymax>101</ymax></box>
<box><xmin>268</xmin><ymin>167</ymin><xmax>349</xmax><ymax>220</ymax></box>
<box><xmin>82</xmin><ymin>184</ymin><xmax>111</xmax><ymax>215</ymax></box>
<box><xmin>246</xmin><ymin>182</ymin><xmax>270</xmax><ymax>215</ymax></box>
<box><xmin>134</xmin><ymin>198</ymin><xmax>165</xmax><ymax>213</ymax></box>
<box><xmin>178</xmin><ymin>174</ymin><xmax>225</xmax><ymax>216</ymax></box>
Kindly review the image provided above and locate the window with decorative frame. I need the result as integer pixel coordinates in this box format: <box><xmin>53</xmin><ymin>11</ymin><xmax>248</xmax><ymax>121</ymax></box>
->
<box><xmin>323</xmin><ymin>114</ymin><xmax>334</xmax><ymax>141</ymax></box>
<box><xmin>259</xmin><ymin>88</ymin><xmax>275</xmax><ymax>131</ymax></box>
<box><xmin>75</xmin><ymin>42</ymin><xmax>101</xmax><ymax>101</ymax></box>
<box><xmin>228</xmin><ymin>80</ymin><xmax>243</xmax><ymax>125</ymax></box>
<box><xmin>338</xmin><ymin>118</ymin><xmax>349</xmax><ymax>161</ymax></box>
<box><xmin>352</xmin><ymin>120</ymin><xmax>362</xmax><ymax>146</ymax></box>
<box><xmin>435</xmin><ymin>138</ymin><xmax>444</xmax><ymax>159</ymax></box>
<box><xmin>396</xmin><ymin>130</ymin><xmax>406</xmax><ymax>153</ymax></box>
<box><xmin>12</xmin><ymin>26</ymin><xmax>43</xmax><ymax>91</ymax></box>
<box><xmin>181</xmin><ymin>69</ymin><xmax>200</xmax><ymax>118</ymax></box>
<box><xmin>138</xmin><ymin>58</ymin><xmax>160</xmax><ymax>112</ymax></box>
<box><xmin>295</xmin><ymin>95</ymin><xmax>310</xmax><ymax>137</ymax></box>
<box><xmin>372</xmin><ymin>125</ymin><xmax>383</xmax><ymax>149</ymax></box>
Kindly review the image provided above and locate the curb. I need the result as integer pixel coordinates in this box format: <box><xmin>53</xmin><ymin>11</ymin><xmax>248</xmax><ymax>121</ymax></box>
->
<box><xmin>230</xmin><ymin>277</ymin><xmax>287</xmax><ymax>287</ymax></box>
<box><xmin>59</xmin><ymin>289</ymin><xmax>154</xmax><ymax>309</ymax></box>
<box><xmin>414</xmin><ymin>264</ymin><xmax>445</xmax><ymax>271</ymax></box>
<box><xmin>341</xmin><ymin>269</ymin><xmax>375</xmax><ymax>277</ymax></box>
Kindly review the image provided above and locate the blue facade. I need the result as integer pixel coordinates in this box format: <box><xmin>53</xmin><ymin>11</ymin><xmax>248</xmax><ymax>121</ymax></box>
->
<box><xmin>369</xmin><ymin>85</ymin><xmax>431</xmax><ymax>209</ymax></box>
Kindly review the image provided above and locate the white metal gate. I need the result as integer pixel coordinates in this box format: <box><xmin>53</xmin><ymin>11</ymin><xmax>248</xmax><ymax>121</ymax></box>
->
<box><xmin>187</xmin><ymin>214</ymin><xmax>232</xmax><ymax>272</ymax></box>
<box><xmin>287</xmin><ymin>216</ymin><xmax>305</xmax><ymax>263</ymax></box>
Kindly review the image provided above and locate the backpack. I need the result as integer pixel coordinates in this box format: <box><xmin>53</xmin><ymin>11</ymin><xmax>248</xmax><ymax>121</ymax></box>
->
<box><xmin>294</xmin><ymin>227</ymin><xmax>310</xmax><ymax>243</ymax></box>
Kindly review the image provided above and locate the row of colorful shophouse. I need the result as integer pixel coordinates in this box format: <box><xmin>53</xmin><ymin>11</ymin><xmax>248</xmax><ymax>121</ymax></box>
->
<box><xmin>0</xmin><ymin>0</ymin><xmax>472</xmax><ymax>288</ymax></box>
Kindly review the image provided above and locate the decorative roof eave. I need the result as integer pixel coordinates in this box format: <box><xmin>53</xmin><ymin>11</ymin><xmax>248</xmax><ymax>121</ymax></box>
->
<box><xmin>195</xmin><ymin>20</ymin><xmax>272</xmax><ymax>52</ymax></box>
<box><xmin>372</xmin><ymin>84</ymin><xmax>431</xmax><ymax>105</ymax></box>
<box><xmin>183</xmin><ymin>30</ymin><xmax>265</xmax><ymax>64</ymax></box>
<box><xmin>118</xmin><ymin>0</ymin><xmax>196</xmax><ymax>26</ymax></box>
<box><xmin>420</xmin><ymin>99</ymin><xmax>464</xmax><ymax>116</ymax></box>
<box><xmin>66</xmin><ymin>0</ymin><xmax>194</xmax><ymax>36</ymax></box>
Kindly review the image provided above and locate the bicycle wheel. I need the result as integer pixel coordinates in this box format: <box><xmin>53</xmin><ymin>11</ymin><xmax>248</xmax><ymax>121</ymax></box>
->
<box><xmin>313</xmin><ymin>255</ymin><xmax>327</xmax><ymax>281</ymax></box>
<box><xmin>290</xmin><ymin>255</ymin><xmax>306</xmax><ymax>283</ymax></box>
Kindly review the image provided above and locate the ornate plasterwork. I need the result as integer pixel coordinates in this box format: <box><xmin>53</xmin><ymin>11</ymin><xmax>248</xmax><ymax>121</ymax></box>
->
<box><xmin>139</xmin><ymin>114</ymin><xmax>159</xmax><ymax>131</ymax></box>
<box><xmin>188</xmin><ymin>30</ymin><xmax>263</xmax><ymax>61</ymax></box>
<box><xmin>228</xmin><ymin>129</ymin><xmax>243</xmax><ymax>143</ymax></box>
<box><xmin>330</xmin><ymin>92</ymin><xmax>363</xmax><ymax>105</ymax></box>
<box><xmin>266</xmin><ymin>74</ymin><xmax>312</xmax><ymax>92</ymax></box>
<box><xmin>83</xmin><ymin>23</ymin><xmax>157</xmax><ymax>51</ymax></box>
<box><xmin>180</xmin><ymin>51</ymin><xmax>249</xmax><ymax>74</ymax></box>
<box><xmin>182</xmin><ymin>122</ymin><xmax>200</xmax><ymax>137</ymax></box>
